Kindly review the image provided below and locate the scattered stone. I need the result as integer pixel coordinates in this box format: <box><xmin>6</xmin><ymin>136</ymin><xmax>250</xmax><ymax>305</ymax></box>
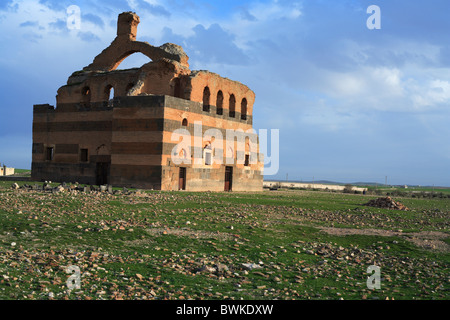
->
<box><xmin>241</xmin><ymin>263</ymin><xmax>262</xmax><ymax>271</ymax></box>
<box><xmin>53</xmin><ymin>185</ymin><xmax>65</xmax><ymax>193</ymax></box>
<box><xmin>215</xmin><ymin>264</ymin><xmax>229</xmax><ymax>273</ymax></box>
<box><xmin>198</xmin><ymin>265</ymin><xmax>216</xmax><ymax>273</ymax></box>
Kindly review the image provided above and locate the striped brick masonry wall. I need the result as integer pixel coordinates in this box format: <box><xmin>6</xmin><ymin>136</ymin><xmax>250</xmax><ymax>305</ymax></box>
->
<box><xmin>31</xmin><ymin>12</ymin><xmax>264</xmax><ymax>192</ymax></box>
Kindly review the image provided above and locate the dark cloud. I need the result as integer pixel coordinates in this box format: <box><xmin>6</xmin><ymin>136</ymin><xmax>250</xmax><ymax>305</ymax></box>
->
<box><xmin>82</xmin><ymin>13</ymin><xmax>105</xmax><ymax>29</ymax></box>
<box><xmin>39</xmin><ymin>0</ymin><xmax>130</xmax><ymax>13</ymax></box>
<box><xmin>187</xmin><ymin>23</ymin><xmax>250</xmax><ymax>65</ymax></box>
<box><xmin>239</xmin><ymin>8</ymin><xmax>257</xmax><ymax>22</ymax></box>
<box><xmin>381</xmin><ymin>0</ymin><xmax>450</xmax><ymax>45</ymax></box>
<box><xmin>22</xmin><ymin>32</ymin><xmax>44</xmax><ymax>43</ymax></box>
<box><xmin>20</xmin><ymin>21</ymin><xmax>39</xmax><ymax>28</ymax></box>
<box><xmin>78</xmin><ymin>31</ymin><xmax>101</xmax><ymax>42</ymax></box>
<box><xmin>137</xmin><ymin>0</ymin><xmax>170</xmax><ymax>17</ymax></box>
<box><xmin>49</xmin><ymin>19</ymin><xmax>67</xmax><ymax>31</ymax></box>
<box><xmin>103</xmin><ymin>0</ymin><xmax>131</xmax><ymax>11</ymax></box>
<box><xmin>161</xmin><ymin>27</ymin><xmax>186</xmax><ymax>47</ymax></box>
<box><xmin>38</xmin><ymin>0</ymin><xmax>72</xmax><ymax>11</ymax></box>
<box><xmin>439</xmin><ymin>45</ymin><xmax>450</xmax><ymax>67</ymax></box>
<box><xmin>241</xmin><ymin>0</ymin><xmax>450</xmax><ymax>77</ymax></box>
<box><xmin>0</xmin><ymin>0</ymin><xmax>14</xmax><ymax>10</ymax></box>
<box><xmin>161</xmin><ymin>23</ymin><xmax>250</xmax><ymax>65</ymax></box>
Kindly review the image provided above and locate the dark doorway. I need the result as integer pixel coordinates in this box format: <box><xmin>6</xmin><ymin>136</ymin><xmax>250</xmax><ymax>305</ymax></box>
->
<box><xmin>96</xmin><ymin>162</ymin><xmax>110</xmax><ymax>186</ymax></box>
<box><xmin>46</xmin><ymin>147</ymin><xmax>54</xmax><ymax>161</ymax></box>
<box><xmin>179</xmin><ymin>167</ymin><xmax>186</xmax><ymax>190</ymax></box>
<box><xmin>224</xmin><ymin>166</ymin><xmax>233</xmax><ymax>192</ymax></box>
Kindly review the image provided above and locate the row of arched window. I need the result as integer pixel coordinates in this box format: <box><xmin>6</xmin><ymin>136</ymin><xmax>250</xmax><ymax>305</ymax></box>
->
<box><xmin>81</xmin><ymin>83</ymin><xmax>135</xmax><ymax>105</ymax></box>
<box><xmin>80</xmin><ymin>83</ymin><xmax>248</xmax><ymax>120</ymax></box>
<box><xmin>202</xmin><ymin>87</ymin><xmax>248</xmax><ymax>120</ymax></box>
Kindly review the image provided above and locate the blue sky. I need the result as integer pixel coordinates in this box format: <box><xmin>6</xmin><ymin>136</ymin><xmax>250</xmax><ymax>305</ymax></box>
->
<box><xmin>0</xmin><ymin>0</ymin><xmax>449</xmax><ymax>186</ymax></box>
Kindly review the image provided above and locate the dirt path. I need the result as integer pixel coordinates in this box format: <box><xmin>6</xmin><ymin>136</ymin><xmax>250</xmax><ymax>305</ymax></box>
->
<box><xmin>318</xmin><ymin>226</ymin><xmax>450</xmax><ymax>252</ymax></box>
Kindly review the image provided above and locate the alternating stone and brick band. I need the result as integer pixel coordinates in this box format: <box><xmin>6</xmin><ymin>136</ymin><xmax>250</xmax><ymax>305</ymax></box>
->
<box><xmin>32</xmin><ymin>12</ymin><xmax>264</xmax><ymax>191</ymax></box>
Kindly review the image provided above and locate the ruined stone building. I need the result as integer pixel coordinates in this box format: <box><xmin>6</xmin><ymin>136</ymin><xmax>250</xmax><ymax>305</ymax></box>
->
<box><xmin>32</xmin><ymin>12</ymin><xmax>264</xmax><ymax>191</ymax></box>
<box><xmin>0</xmin><ymin>164</ymin><xmax>15</xmax><ymax>176</ymax></box>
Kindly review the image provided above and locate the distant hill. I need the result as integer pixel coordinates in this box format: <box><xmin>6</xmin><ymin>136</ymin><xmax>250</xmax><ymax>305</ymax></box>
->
<box><xmin>351</xmin><ymin>182</ymin><xmax>382</xmax><ymax>186</ymax></box>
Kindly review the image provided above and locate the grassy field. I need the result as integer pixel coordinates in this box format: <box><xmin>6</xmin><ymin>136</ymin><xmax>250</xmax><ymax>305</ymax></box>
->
<box><xmin>0</xmin><ymin>180</ymin><xmax>448</xmax><ymax>300</ymax></box>
<box><xmin>367</xmin><ymin>186</ymin><xmax>450</xmax><ymax>196</ymax></box>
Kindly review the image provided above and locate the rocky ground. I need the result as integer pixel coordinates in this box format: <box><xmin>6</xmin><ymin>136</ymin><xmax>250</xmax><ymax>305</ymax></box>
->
<box><xmin>0</xmin><ymin>184</ymin><xmax>448</xmax><ymax>300</ymax></box>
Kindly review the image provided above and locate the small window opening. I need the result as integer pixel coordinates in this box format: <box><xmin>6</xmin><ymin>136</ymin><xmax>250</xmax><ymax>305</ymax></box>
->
<box><xmin>80</xmin><ymin>149</ymin><xmax>88</xmax><ymax>162</ymax></box>
<box><xmin>108</xmin><ymin>87</ymin><xmax>114</xmax><ymax>100</ymax></box>
<box><xmin>241</xmin><ymin>98</ymin><xmax>247</xmax><ymax>120</ymax></box>
<box><xmin>203</xmin><ymin>87</ymin><xmax>210</xmax><ymax>112</ymax></box>
<box><xmin>82</xmin><ymin>86</ymin><xmax>91</xmax><ymax>104</ymax></box>
<box><xmin>216</xmin><ymin>90</ymin><xmax>223</xmax><ymax>115</ymax></box>
<box><xmin>229</xmin><ymin>94</ymin><xmax>236</xmax><ymax>118</ymax></box>
<box><xmin>204</xmin><ymin>144</ymin><xmax>212</xmax><ymax>165</ymax></box>
<box><xmin>182</xmin><ymin>118</ymin><xmax>188</xmax><ymax>127</ymax></box>
<box><xmin>105</xmin><ymin>85</ymin><xmax>114</xmax><ymax>107</ymax></box>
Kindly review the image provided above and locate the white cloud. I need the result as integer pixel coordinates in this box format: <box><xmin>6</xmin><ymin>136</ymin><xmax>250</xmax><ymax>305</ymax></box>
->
<box><xmin>412</xmin><ymin>79</ymin><xmax>450</xmax><ymax>108</ymax></box>
<box><xmin>247</xmin><ymin>0</ymin><xmax>302</xmax><ymax>21</ymax></box>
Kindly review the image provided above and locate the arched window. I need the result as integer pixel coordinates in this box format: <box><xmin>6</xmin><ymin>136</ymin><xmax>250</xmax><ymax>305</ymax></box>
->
<box><xmin>204</xmin><ymin>144</ymin><xmax>212</xmax><ymax>166</ymax></box>
<box><xmin>182</xmin><ymin>118</ymin><xmax>188</xmax><ymax>127</ymax></box>
<box><xmin>82</xmin><ymin>86</ymin><xmax>91</xmax><ymax>105</ymax></box>
<box><xmin>104</xmin><ymin>85</ymin><xmax>114</xmax><ymax>107</ymax></box>
<box><xmin>216</xmin><ymin>90</ymin><xmax>223</xmax><ymax>115</ymax></box>
<box><xmin>203</xmin><ymin>87</ymin><xmax>210</xmax><ymax>112</ymax></box>
<box><xmin>229</xmin><ymin>94</ymin><xmax>236</xmax><ymax>118</ymax></box>
<box><xmin>105</xmin><ymin>85</ymin><xmax>114</xmax><ymax>100</ymax></box>
<box><xmin>241</xmin><ymin>98</ymin><xmax>247</xmax><ymax>120</ymax></box>
<box><xmin>244</xmin><ymin>154</ymin><xmax>250</xmax><ymax>166</ymax></box>
<box><xmin>244</xmin><ymin>137</ymin><xmax>250</xmax><ymax>166</ymax></box>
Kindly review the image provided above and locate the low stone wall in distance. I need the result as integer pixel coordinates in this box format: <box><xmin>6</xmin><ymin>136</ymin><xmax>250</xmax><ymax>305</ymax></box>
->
<box><xmin>263</xmin><ymin>181</ymin><xmax>368</xmax><ymax>193</ymax></box>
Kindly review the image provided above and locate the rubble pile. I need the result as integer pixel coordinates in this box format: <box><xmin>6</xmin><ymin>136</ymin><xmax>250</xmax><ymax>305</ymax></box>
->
<box><xmin>364</xmin><ymin>197</ymin><xmax>409</xmax><ymax>211</ymax></box>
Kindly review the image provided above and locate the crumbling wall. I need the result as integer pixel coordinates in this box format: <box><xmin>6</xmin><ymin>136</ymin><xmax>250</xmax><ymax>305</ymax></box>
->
<box><xmin>186</xmin><ymin>71</ymin><xmax>255</xmax><ymax>122</ymax></box>
<box><xmin>31</xmin><ymin>11</ymin><xmax>263</xmax><ymax>192</ymax></box>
